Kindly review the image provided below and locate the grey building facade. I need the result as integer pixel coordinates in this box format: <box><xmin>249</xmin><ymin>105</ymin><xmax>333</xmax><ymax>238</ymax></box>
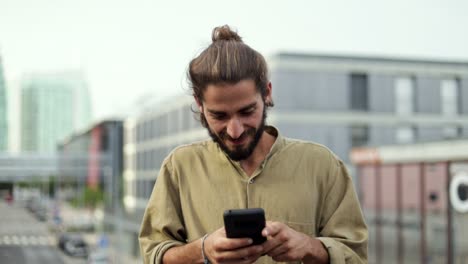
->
<box><xmin>122</xmin><ymin>96</ymin><xmax>206</xmax><ymax>261</ymax></box>
<box><xmin>269</xmin><ymin>53</ymin><xmax>468</xmax><ymax>162</ymax></box>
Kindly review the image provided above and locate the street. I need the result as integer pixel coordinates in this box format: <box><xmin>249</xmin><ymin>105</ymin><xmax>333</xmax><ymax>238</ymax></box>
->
<box><xmin>0</xmin><ymin>201</ymin><xmax>85</xmax><ymax>264</ymax></box>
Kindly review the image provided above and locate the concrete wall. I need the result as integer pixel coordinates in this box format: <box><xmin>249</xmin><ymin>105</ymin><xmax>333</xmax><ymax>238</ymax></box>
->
<box><xmin>271</xmin><ymin>70</ymin><xmax>348</xmax><ymax>111</ymax></box>
<box><xmin>417</xmin><ymin>126</ymin><xmax>444</xmax><ymax>142</ymax></box>
<box><xmin>274</xmin><ymin>121</ymin><xmax>350</xmax><ymax>163</ymax></box>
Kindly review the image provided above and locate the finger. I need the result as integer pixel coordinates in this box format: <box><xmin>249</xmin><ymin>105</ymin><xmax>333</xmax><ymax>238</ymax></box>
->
<box><xmin>215</xmin><ymin>237</ymin><xmax>254</xmax><ymax>251</ymax></box>
<box><xmin>262</xmin><ymin>221</ymin><xmax>283</xmax><ymax>237</ymax></box>
<box><xmin>260</xmin><ymin>236</ymin><xmax>283</xmax><ymax>255</ymax></box>
<box><xmin>271</xmin><ymin>253</ymin><xmax>287</xmax><ymax>262</ymax></box>
<box><xmin>240</xmin><ymin>252</ymin><xmax>264</xmax><ymax>264</ymax></box>
<box><xmin>221</xmin><ymin>253</ymin><xmax>263</xmax><ymax>264</ymax></box>
<box><xmin>261</xmin><ymin>224</ymin><xmax>289</xmax><ymax>254</ymax></box>
<box><xmin>211</xmin><ymin>245</ymin><xmax>263</xmax><ymax>263</ymax></box>
<box><xmin>266</xmin><ymin>243</ymin><xmax>289</xmax><ymax>258</ymax></box>
<box><xmin>210</xmin><ymin>227</ymin><xmax>254</xmax><ymax>251</ymax></box>
<box><xmin>271</xmin><ymin>250</ymin><xmax>297</xmax><ymax>263</ymax></box>
<box><xmin>219</xmin><ymin>255</ymin><xmax>261</xmax><ymax>264</ymax></box>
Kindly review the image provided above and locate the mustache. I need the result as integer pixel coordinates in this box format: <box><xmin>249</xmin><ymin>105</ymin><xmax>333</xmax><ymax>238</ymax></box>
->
<box><xmin>219</xmin><ymin>128</ymin><xmax>255</xmax><ymax>141</ymax></box>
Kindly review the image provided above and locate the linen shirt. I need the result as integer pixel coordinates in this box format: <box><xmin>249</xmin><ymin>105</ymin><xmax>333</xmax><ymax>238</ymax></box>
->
<box><xmin>139</xmin><ymin>127</ymin><xmax>368</xmax><ymax>264</ymax></box>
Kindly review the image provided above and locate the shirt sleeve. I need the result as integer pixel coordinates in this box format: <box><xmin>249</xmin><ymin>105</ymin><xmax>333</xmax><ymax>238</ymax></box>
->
<box><xmin>139</xmin><ymin>155</ymin><xmax>187</xmax><ymax>264</ymax></box>
<box><xmin>316</xmin><ymin>153</ymin><xmax>368</xmax><ymax>264</ymax></box>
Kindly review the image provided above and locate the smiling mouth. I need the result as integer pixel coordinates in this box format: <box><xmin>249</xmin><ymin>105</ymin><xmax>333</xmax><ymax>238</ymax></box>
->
<box><xmin>227</xmin><ymin>135</ymin><xmax>248</xmax><ymax>146</ymax></box>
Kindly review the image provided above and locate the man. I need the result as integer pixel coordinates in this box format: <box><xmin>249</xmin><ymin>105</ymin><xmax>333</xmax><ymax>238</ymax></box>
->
<box><xmin>139</xmin><ymin>25</ymin><xmax>368</xmax><ymax>264</ymax></box>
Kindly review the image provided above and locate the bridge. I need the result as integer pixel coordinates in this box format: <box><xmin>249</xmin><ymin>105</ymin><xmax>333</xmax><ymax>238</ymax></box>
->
<box><xmin>0</xmin><ymin>152</ymin><xmax>111</xmax><ymax>201</ymax></box>
<box><xmin>0</xmin><ymin>153</ymin><xmax>59</xmax><ymax>182</ymax></box>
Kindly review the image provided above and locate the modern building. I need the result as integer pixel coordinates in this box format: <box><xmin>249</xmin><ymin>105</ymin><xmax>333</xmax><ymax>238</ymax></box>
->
<box><xmin>0</xmin><ymin>55</ymin><xmax>7</xmax><ymax>151</ymax></box>
<box><xmin>58</xmin><ymin>120</ymin><xmax>123</xmax><ymax>211</ymax></box>
<box><xmin>268</xmin><ymin>53</ymin><xmax>468</xmax><ymax>164</ymax></box>
<box><xmin>123</xmin><ymin>95</ymin><xmax>204</xmax><ymax>214</ymax></box>
<box><xmin>20</xmin><ymin>71</ymin><xmax>93</xmax><ymax>153</ymax></box>
<box><xmin>123</xmin><ymin>53</ymin><xmax>468</xmax><ymax>260</ymax></box>
<box><xmin>57</xmin><ymin>119</ymin><xmax>144</xmax><ymax>262</ymax></box>
<box><xmin>122</xmin><ymin>95</ymin><xmax>205</xmax><ymax>260</ymax></box>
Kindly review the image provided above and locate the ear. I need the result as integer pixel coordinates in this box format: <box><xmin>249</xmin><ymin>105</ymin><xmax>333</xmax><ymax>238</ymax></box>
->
<box><xmin>264</xmin><ymin>82</ymin><xmax>273</xmax><ymax>105</ymax></box>
<box><xmin>194</xmin><ymin>96</ymin><xmax>203</xmax><ymax>112</ymax></box>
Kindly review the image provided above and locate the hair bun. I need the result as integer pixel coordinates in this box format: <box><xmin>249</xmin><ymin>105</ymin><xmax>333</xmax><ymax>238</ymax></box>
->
<box><xmin>211</xmin><ymin>25</ymin><xmax>242</xmax><ymax>42</ymax></box>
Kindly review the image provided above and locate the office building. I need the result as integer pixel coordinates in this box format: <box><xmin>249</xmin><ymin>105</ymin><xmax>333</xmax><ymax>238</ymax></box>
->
<box><xmin>122</xmin><ymin>95</ymin><xmax>204</xmax><ymax>259</ymax></box>
<box><xmin>268</xmin><ymin>53</ymin><xmax>468</xmax><ymax>163</ymax></box>
<box><xmin>20</xmin><ymin>71</ymin><xmax>92</xmax><ymax>153</ymax></box>
<box><xmin>59</xmin><ymin>120</ymin><xmax>123</xmax><ymax>209</ymax></box>
<box><xmin>0</xmin><ymin>56</ymin><xmax>7</xmax><ymax>151</ymax></box>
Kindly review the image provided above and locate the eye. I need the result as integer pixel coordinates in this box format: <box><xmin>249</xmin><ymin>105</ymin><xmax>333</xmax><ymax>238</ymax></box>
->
<box><xmin>211</xmin><ymin>113</ymin><xmax>227</xmax><ymax>120</ymax></box>
<box><xmin>240</xmin><ymin>108</ymin><xmax>255</xmax><ymax>116</ymax></box>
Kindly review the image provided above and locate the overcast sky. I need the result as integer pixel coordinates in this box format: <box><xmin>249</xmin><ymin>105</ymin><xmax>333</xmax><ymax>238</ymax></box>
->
<box><xmin>1</xmin><ymin>0</ymin><xmax>467</xmax><ymax>120</ymax></box>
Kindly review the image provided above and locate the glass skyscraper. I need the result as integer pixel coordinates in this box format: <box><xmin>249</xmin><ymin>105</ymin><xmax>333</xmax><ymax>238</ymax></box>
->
<box><xmin>20</xmin><ymin>71</ymin><xmax>92</xmax><ymax>153</ymax></box>
<box><xmin>0</xmin><ymin>56</ymin><xmax>7</xmax><ymax>151</ymax></box>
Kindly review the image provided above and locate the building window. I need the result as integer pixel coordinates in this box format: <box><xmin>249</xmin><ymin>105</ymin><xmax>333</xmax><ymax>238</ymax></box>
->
<box><xmin>441</xmin><ymin>79</ymin><xmax>461</xmax><ymax>139</ymax></box>
<box><xmin>443</xmin><ymin>126</ymin><xmax>459</xmax><ymax>139</ymax></box>
<box><xmin>350</xmin><ymin>74</ymin><xmax>368</xmax><ymax>111</ymax></box>
<box><xmin>351</xmin><ymin>125</ymin><xmax>369</xmax><ymax>147</ymax></box>
<box><xmin>395</xmin><ymin>77</ymin><xmax>415</xmax><ymax>115</ymax></box>
<box><xmin>396</xmin><ymin>126</ymin><xmax>415</xmax><ymax>144</ymax></box>
<box><xmin>441</xmin><ymin>79</ymin><xmax>460</xmax><ymax>116</ymax></box>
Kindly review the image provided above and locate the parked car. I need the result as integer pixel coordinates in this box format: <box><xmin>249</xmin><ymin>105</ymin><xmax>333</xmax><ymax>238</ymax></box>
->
<box><xmin>58</xmin><ymin>233</ymin><xmax>88</xmax><ymax>258</ymax></box>
<box><xmin>35</xmin><ymin>206</ymin><xmax>48</xmax><ymax>221</ymax></box>
<box><xmin>25</xmin><ymin>197</ymin><xmax>50</xmax><ymax>221</ymax></box>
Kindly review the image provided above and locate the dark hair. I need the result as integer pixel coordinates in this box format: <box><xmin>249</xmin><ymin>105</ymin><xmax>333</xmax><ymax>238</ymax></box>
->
<box><xmin>188</xmin><ymin>25</ymin><xmax>271</xmax><ymax>103</ymax></box>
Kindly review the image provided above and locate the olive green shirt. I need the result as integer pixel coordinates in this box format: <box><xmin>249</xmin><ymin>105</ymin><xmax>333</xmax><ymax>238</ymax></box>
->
<box><xmin>139</xmin><ymin>127</ymin><xmax>368</xmax><ymax>264</ymax></box>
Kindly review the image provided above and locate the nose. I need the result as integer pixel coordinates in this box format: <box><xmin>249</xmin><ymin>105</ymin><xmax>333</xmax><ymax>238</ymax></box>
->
<box><xmin>226</xmin><ymin>117</ymin><xmax>244</xmax><ymax>139</ymax></box>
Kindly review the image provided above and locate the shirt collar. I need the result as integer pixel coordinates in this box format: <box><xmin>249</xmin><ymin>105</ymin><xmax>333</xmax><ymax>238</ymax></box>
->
<box><xmin>263</xmin><ymin>125</ymin><xmax>284</xmax><ymax>161</ymax></box>
<box><xmin>213</xmin><ymin>125</ymin><xmax>284</xmax><ymax>164</ymax></box>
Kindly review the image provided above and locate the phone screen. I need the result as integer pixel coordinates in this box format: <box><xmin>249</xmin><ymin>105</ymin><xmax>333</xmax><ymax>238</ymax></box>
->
<box><xmin>223</xmin><ymin>208</ymin><xmax>266</xmax><ymax>245</ymax></box>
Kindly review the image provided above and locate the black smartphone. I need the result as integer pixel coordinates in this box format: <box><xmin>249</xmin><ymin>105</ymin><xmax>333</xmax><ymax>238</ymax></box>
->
<box><xmin>223</xmin><ymin>208</ymin><xmax>266</xmax><ymax>245</ymax></box>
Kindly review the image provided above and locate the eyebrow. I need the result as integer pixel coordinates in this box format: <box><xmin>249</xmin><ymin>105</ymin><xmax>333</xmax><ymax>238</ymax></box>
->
<box><xmin>207</xmin><ymin>102</ymin><xmax>257</xmax><ymax>115</ymax></box>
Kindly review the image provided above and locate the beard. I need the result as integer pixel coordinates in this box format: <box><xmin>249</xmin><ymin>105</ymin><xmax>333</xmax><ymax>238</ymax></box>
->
<box><xmin>205</xmin><ymin>107</ymin><xmax>267</xmax><ymax>161</ymax></box>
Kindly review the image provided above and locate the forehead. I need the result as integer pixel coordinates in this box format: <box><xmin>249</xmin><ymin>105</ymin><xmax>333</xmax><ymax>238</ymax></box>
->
<box><xmin>203</xmin><ymin>80</ymin><xmax>261</xmax><ymax>109</ymax></box>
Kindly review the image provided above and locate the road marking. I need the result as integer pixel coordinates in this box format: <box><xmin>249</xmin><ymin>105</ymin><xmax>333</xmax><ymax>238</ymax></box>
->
<box><xmin>0</xmin><ymin>235</ymin><xmax>56</xmax><ymax>246</ymax></box>
<box><xmin>29</xmin><ymin>236</ymin><xmax>38</xmax><ymax>245</ymax></box>
<box><xmin>12</xmin><ymin>235</ymin><xmax>19</xmax><ymax>245</ymax></box>
<box><xmin>20</xmin><ymin>236</ymin><xmax>29</xmax><ymax>245</ymax></box>
<box><xmin>39</xmin><ymin>236</ymin><xmax>48</xmax><ymax>245</ymax></box>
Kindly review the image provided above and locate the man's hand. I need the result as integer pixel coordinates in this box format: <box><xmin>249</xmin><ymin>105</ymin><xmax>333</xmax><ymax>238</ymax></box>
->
<box><xmin>261</xmin><ymin>221</ymin><xmax>329</xmax><ymax>264</ymax></box>
<box><xmin>204</xmin><ymin>227</ymin><xmax>264</xmax><ymax>264</ymax></box>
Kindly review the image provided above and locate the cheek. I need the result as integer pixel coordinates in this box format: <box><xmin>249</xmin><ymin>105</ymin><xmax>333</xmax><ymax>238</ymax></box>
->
<box><xmin>246</xmin><ymin>112</ymin><xmax>263</xmax><ymax>127</ymax></box>
<box><xmin>205</xmin><ymin>118</ymin><xmax>225</xmax><ymax>133</ymax></box>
